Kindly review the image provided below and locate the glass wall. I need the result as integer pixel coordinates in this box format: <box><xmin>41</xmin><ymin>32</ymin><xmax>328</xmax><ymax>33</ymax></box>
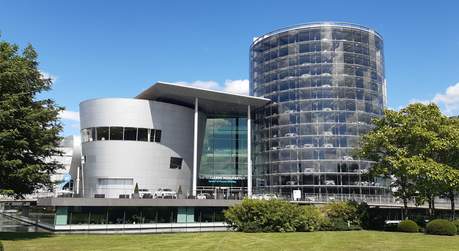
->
<box><xmin>198</xmin><ymin>118</ymin><xmax>247</xmax><ymax>198</ymax></box>
<box><xmin>66</xmin><ymin>206</ymin><xmax>225</xmax><ymax>224</ymax></box>
<box><xmin>250</xmin><ymin>23</ymin><xmax>389</xmax><ymax>199</ymax></box>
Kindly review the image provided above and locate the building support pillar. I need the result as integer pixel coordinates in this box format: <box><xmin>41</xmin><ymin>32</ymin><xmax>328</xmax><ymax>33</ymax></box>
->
<box><xmin>247</xmin><ymin>105</ymin><xmax>252</xmax><ymax>197</ymax></box>
<box><xmin>192</xmin><ymin>97</ymin><xmax>199</xmax><ymax>197</ymax></box>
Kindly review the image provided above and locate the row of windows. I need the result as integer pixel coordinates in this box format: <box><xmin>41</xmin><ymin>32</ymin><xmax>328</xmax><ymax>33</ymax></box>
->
<box><xmin>254</xmin><ymin>64</ymin><xmax>383</xmax><ymax>85</ymax></box>
<box><xmin>253</xmin><ymin>52</ymin><xmax>382</xmax><ymax>74</ymax></box>
<box><xmin>252</xmin><ymin>28</ymin><xmax>382</xmax><ymax>52</ymax></box>
<box><xmin>254</xmin><ymin>78</ymin><xmax>382</xmax><ymax>95</ymax></box>
<box><xmin>253</xmin><ymin>41</ymin><xmax>381</xmax><ymax>63</ymax></box>
<box><xmin>81</xmin><ymin>127</ymin><xmax>162</xmax><ymax>143</ymax></box>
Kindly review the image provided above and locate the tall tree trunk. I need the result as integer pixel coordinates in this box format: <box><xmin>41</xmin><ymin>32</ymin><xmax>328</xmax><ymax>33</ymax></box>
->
<box><xmin>450</xmin><ymin>191</ymin><xmax>456</xmax><ymax>220</ymax></box>
<box><xmin>428</xmin><ymin>199</ymin><xmax>433</xmax><ymax>218</ymax></box>
<box><xmin>431</xmin><ymin>197</ymin><xmax>435</xmax><ymax>218</ymax></box>
<box><xmin>403</xmin><ymin>198</ymin><xmax>408</xmax><ymax>219</ymax></box>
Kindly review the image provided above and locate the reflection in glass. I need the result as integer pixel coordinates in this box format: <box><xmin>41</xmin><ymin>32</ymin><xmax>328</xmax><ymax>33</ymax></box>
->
<box><xmin>251</xmin><ymin>23</ymin><xmax>387</xmax><ymax>199</ymax></box>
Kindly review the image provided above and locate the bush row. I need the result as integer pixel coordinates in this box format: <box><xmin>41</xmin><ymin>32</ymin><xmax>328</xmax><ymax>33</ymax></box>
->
<box><xmin>224</xmin><ymin>199</ymin><xmax>362</xmax><ymax>232</ymax></box>
<box><xmin>394</xmin><ymin>219</ymin><xmax>458</xmax><ymax>236</ymax></box>
<box><xmin>426</xmin><ymin>219</ymin><xmax>457</xmax><ymax>236</ymax></box>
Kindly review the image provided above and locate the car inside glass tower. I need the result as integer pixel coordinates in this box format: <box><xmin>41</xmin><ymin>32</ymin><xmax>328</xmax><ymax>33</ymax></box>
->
<box><xmin>250</xmin><ymin>23</ymin><xmax>390</xmax><ymax>200</ymax></box>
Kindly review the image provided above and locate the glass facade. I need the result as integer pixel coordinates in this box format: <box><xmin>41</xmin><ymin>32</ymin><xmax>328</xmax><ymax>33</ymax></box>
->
<box><xmin>250</xmin><ymin>23</ymin><xmax>389</xmax><ymax>199</ymax></box>
<box><xmin>198</xmin><ymin>118</ymin><xmax>247</xmax><ymax>198</ymax></box>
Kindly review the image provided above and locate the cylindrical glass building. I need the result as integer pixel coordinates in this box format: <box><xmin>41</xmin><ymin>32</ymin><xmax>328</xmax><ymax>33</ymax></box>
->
<box><xmin>250</xmin><ymin>22</ymin><xmax>389</xmax><ymax>200</ymax></box>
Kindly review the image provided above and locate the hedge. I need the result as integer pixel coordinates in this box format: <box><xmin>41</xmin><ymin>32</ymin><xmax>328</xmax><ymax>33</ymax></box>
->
<box><xmin>0</xmin><ymin>240</ymin><xmax>3</xmax><ymax>251</ymax></box>
<box><xmin>426</xmin><ymin>219</ymin><xmax>457</xmax><ymax>236</ymax></box>
<box><xmin>397</xmin><ymin>220</ymin><xmax>419</xmax><ymax>233</ymax></box>
<box><xmin>452</xmin><ymin>220</ymin><xmax>459</xmax><ymax>234</ymax></box>
<box><xmin>224</xmin><ymin>199</ymin><xmax>368</xmax><ymax>232</ymax></box>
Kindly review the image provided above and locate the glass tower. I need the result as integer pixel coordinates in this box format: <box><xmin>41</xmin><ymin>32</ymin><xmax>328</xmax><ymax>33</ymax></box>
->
<box><xmin>250</xmin><ymin>22</ymin><xmax>389</xmax><ymax>199</ymax></box>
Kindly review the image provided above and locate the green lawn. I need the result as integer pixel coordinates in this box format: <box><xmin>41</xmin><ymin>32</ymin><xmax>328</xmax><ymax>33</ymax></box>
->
<box><xmin>1</xmin><ymin>231</ymin><xmax>459</xmax><ymax>251</ymax></box>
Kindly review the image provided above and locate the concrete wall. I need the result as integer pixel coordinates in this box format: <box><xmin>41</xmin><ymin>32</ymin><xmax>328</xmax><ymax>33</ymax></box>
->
<box><xmin>80</xmin><ymin>98</ymin><xmax>206</xmax><ymax>198</ymax></box>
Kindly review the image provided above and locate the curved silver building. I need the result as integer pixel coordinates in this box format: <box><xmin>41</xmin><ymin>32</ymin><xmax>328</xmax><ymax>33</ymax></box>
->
<box><xmin>250</xmin><ymin>22</ymin><xmax>389</xmax><ymax>199</ymax></box>
<box><xmin>77</xmin><ymin>83</ymin><xmax>269</xmax><ymax>199</ymax></box>
<box><xmin>79</xmin><ymin>98</ymin><xmax>206</xmax><ymax>198</ymax></box>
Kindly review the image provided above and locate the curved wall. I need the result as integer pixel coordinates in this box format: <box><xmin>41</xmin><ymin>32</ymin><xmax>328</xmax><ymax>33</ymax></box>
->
<box><xmin>80</xmin><ymin>98</ymin><xmax>206</xmax><ymax>198</ymax></box>
<box><xmin>250</xmin><ymin>23</ymin><xmax>388</xmax><ymax>198</ymax></box>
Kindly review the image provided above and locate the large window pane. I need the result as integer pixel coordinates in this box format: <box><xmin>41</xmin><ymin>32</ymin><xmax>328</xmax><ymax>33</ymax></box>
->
<box><xmin>137</xmin><ymin>128</ymin><xmax>148</xmax><ymax>142</ymax></box>
<box><xmin>154</xmin><ymin>130</ymin><xmax>162</xmax><ymax>142</ymax></box>
<box><xmin>110</xmin><ymin>127</ymin><xmax>123</xmax><ymax>140</ymax></box>
<box><xmin>96</xmin><ymin>127</ymin><xmax>109</xmax><ymax>141</ymax></box>
<box><xmin>124</xmin><ymin>127</ymin><xmax>137</xmax><ymax>141</ymax></box>
<box><xmin>149</xmin><ymin>129</ymin><xmax>156</xmax><ymax>142</ymax></box>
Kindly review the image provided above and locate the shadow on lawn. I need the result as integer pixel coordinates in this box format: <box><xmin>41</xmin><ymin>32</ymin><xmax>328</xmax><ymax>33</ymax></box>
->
<box><xmin>0</xmin><ymin>232</ymin><xmax>54</xmax><ymax>241</ymax></box>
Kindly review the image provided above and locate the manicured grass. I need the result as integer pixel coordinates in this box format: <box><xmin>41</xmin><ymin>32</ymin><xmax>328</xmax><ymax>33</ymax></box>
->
<box><xmin>1</xmin><ymin>231</ymin><xmax>459</xmax><ymax>251</ymax></box>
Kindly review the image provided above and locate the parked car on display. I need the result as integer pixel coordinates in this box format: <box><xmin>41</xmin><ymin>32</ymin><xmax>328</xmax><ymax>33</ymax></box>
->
<box><xmin>342</xmin><ymin>155</ymin><xmax>354</xmax><ymax>160</ymax></box>
<box><xmin>262</xmin><ymin>194</ymin><xmax>278</xmax><ymax>200</ymax></box>
<box><xmin>139</xmin><ymin>189</ymin><xmax>152</xmax><ymax>199</ymax></box>
<box><xmin>251</xmin><ymin>194</ymin><xmax>278</xmax><ymax>200</ymax></box>
<box><xmin>153</xmin><ymin>188</ymin><xmax>177</xmax><ymax>199</ymax></box>
<box><xmin>324</xmin><ymin>180</ymin><xmax>336</xmax><ymax>185</ymax></box>
<box><xmin>196</xmin><ymin>193</ymin><xmax>212</xmax><ymax>199</ymax></box>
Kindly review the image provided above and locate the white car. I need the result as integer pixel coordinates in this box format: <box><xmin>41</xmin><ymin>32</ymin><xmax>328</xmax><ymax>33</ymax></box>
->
<box><xmin>263</xmin><ymin>194</ymin><xmax>278</xmax><ymax>200</ymax></box>
<box><xmin>303</xmin><ymin>144</ymin><xmax>314</xmax><ymax>148</ymax></box>
<box><xmin>197</xmin><ymin>193</ymin><xmax>211</xmax><ymax>199</ymax></box>
<box><xmin>323</xmin><ymin>143</ymin><xmax>334</xmax><ymax>148</ymax></box>
<box><xmin>324</xmin><ymin>180</ymin><xmax>335</xmax><ymax>185</ymax></box>
<box><xmin>153</xmin><ymin>188</ymin><xmax>177</xmax><ymax>199</ymax></box>
<box><xmin>343</xmin><ymin>156</ymin><xmax>354</xmax><ymax>161</ymax></box>
<box><xmin>323</xmin><ymin>131</ymin><xmax>333</xmax><ymax>136</ymax></box>
<box><xmin>303</xmin><ymin>167</ymin><xmax>315</xmax><ymax>173</ymax></box>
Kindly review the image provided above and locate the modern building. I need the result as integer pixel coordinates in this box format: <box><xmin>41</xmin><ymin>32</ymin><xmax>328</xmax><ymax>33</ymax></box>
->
<box><xmin>250</xmin><ymin>22</ymin><xmax>389</xmax><ymax>199</ymax></box>
<box><xmin>1</xmin><ymin>22</ymin><xmax>401</xmax><ymax>232</ymax></box>
<box><xmin>75</xmin><ymin>82</ymin><xmax>270</xmax><ymax>199</ymax></box>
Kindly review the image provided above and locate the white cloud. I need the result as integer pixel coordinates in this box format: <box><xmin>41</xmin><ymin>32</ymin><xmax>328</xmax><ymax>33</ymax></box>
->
<box><xmin>39</xmin><ymin>70</ymin><xmax>58</xmax><ymax>82</ymax></box>
<box><xmin>174</xmin><ymin>79</ymin><xmax>250</xmax><ymax>96</ymax></box>
<box><xmin>175</xmin><ymin>80</ymin><xmax>220</xmax><ymax>90</ymax></box>
<box><xmin>432</xmin><ymin>82</ymin><xmax>459</xmax><ymax>115</ymax></box>
<box><xmin>223</xmin><ymin>79</ymin><xmax>249</xmax><ymax>95</ymax></box>
<box><xmin>59</xmin><ymin>110</ymin><xmax>80</xmax><ymax>121</ymax></box>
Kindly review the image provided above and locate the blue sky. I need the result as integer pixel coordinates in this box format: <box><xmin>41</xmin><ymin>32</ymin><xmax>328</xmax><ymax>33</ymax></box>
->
<box><xmin>1</xmin><ymin>0</ymin><xmax>458</xmax><ymax>136</ymax></box>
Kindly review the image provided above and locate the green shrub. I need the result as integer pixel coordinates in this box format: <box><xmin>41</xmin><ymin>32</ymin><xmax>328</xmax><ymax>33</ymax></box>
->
<box><xmin>426</xmin><ymin>219</ymin><xmax>457</xmax><ymax>236</ymax></box>
<box><xmin>397</xmin><ymin>220</ymin><xmax>419</xmax><ymax>233</ymax></box>
<box><xmin>321</xmin><ymin>201</ymin><xmax>361</xmax><ymax>230</ymax></box>
<box><xmin>0</xmin><ymin>240</ymin><xmax>3</xmax><ymax>251</ymax></box>
<box><xmin>452</xmin><ymin>220</ymin><xmax>459</xmax><ymax>234</ymax></box>
<box><xmin>297</xmin><ymin>206</ymin><xmax>324</xmax><ymax>232</ymax></box>
<box><xmin>224</xmin><ymin>198</ymin><xmax>303</xmax><ymax>232</ymax></box>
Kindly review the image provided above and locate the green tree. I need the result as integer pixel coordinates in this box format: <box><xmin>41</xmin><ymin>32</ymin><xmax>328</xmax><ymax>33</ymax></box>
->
<box><xmin>357</xmin><ymin>103</ymin><xmax>457</xmax><ymax>218</ymax></box>
<box><xmin>0</xmin><ymin>38</ymin><xmax>63</xmax><ymax>198</ymax></box>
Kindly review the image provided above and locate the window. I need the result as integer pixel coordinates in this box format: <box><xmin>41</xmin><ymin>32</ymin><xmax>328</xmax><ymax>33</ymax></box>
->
<box><xmin>96</xmin><ymin>127</ymin><xmax>109</xmax><ymax>141</ymax></box>
<box><xmin>81</xmin><ymin>128</ymin><xmax>95</xmax><ymax>142</ymax></box>
<box><xmin>124</xmin><ymin>127</ymin><xmax>137</xmax><ymax>141</ymax></box>
<box><xmin>110</xmin><ymin>127</ymin><xmax>123</xmax><ymax>140</ymax></box>
<box><xmin>149</xmin><ymin>129</ymin><xmax>156</xmax><ymax>142</ymax></box>
<box><xmin>170</xmin><ymin>157</ymin><xmax>182</xmax><ymax>169</ymax></box>
<box><xmin>154</xmin><ymin>130</ymin><xmax>162</xmax><ymax>142</ymax></box>
<box><xmin>81</xmin><ymin>127</ymin><xmax>161</xmax><ymax>143</ymax></box>
<box><xmin>137</xmin><ymin>128</ymin><xmax>148</xmax><ymax>142</ymax></box>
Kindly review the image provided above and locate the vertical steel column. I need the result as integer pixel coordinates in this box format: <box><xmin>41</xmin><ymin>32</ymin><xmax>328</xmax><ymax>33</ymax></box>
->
<box><xmin>192</xmin><ymin>97</ymin><xmax>199</xmax><ymax>197</ymax></box>
<box><xmin>247</xmin><ymin>105</ymin><xmax>252</xmax><ymax>197</ymax></box>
